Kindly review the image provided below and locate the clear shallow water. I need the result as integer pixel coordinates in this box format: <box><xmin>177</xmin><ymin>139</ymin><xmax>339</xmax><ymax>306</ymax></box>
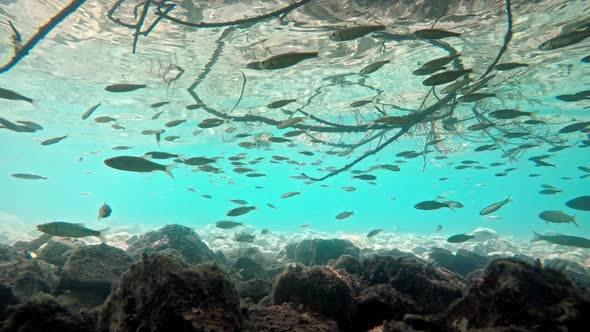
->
<box><xmin>0</xmin><ymin>0</ymin><xmax>589</xmax><ymax>246</ymax></box>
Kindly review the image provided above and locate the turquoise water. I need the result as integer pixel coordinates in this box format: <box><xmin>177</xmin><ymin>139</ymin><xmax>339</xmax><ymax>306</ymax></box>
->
<box><xmin>1</xmin><ymin>0</ymin><xmax>589</xmax><ymax>244</ymax></box>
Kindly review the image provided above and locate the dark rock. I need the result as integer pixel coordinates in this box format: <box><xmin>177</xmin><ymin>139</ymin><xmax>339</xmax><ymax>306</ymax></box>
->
<box><xmin>36</xmin><ymin>238</ymin><xmax>77</xmax><ymax>267</ymax></box>
<box><xmin>363</xmin><ymin>255</ymin><xmax>465</xmax><ymax>314</ymax></box>
<box><xmin>11</xmin><ymin>234</ymin><xmax>53</xmax><ymax>253</ymax></box>
<box><xmin>330</xmin><ymin>254</ymin><xmax>364</xmax><ymax>277</ymax></box>
<box><xmin>98</xmin><ymin>253</ymin><xmax>241</xmax><ymax>332</ymax></box>
<box><xmin>243</xmin><ymin>304</ymin><xmax>339</xmax><ymax>332</ymax></box>
<box><xmin>293</xmin><ymin>239</ymin><xmax>360</xmax><ymax>266</ymax></box>
<box><xmin>402</xmin><ymin>313</ymin><xmax>437</xmax><ymax>331</ymax></box>
<box><xmin>0</xmin><ymin>284</ymin><xmax>18</xmax><ymax>321</ymax></box>
<box><xmin>126</xmin><ymin>224</ymin><xmax>217</xmax><ymax>264</ymax></box>
<box><xmin>273</xmin><ymin>265</ymin><xmax>356</xmax><ymax>324</ymax></box>
<box><xmin>429</xmin><ymin>247</ymin><xmax>489</xmax><ymax>276</ymax></box>
<box><xmin>0</xmin><ymin>244</ymin><xmax>59</xmax><ymax>299</ymax></box>
<box><xmin>57</xmin><ymin>243</ymin><xmax>134</xmax><ymax>304</ymax></box>
<box><xmin>381</xmin><ymin>320</ymin><xmax>418</xmax><ymax>332</ymax></box>
<box><xmin>0</xmin><ymin>294</ymin><xmax>94</xmax><ymax>332</ymax></box>
<box><xmin>230</xmin><ymin>256</ymin><xmax>266</xmax><ymax>281</ymax></box>
<box><xmin>236</xmin><ymin>279</ymin><xmax>272</xmax><ymax>303</ymax></box>
<box><xmin>442</xmin><ymin>258</ymin><xmax>590</xmax><ymax>331</ymax></box>
<box><xmin>214</xmin><ymin>250</ymin><xmax>228</xmax><ymax>266</ymax></box>
<box><xmin>353</xmin><ymin>284</ymin><xmax>418</xmax><ymax>331</ymax></box>
<box><xmin>284</xmin><ymin>242</ymin><xmax>298</xmax><ymax>259</ymax></box>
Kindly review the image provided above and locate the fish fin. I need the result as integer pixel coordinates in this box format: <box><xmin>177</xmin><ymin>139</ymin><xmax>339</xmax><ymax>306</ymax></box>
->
<box><xmin>505</xmin><ymin>195</ymin><xmax>512</xmax><ymax>202</ymax></box>
<box><xmin>164</xmin><ymin>164</ymin><xmax>176</xmax><ymax>179</ymax></box>
<box><xmin>531</xmin><ymin>231</ymin><xmax>542</xmax><ymax>242</ymax></box>
<box><xmin>98</xmin><ymin>228</ymin><xmax>109</xmax><ymax>243</ymax></box>
<box><xmin>573</xmin><ymin>221</ymin><xmax>580</xmax><ymax>227</ymax></box>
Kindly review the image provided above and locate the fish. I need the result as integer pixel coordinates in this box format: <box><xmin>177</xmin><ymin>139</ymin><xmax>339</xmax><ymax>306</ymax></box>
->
<box><xmin>41</xmin><ymin>134</ymin><xmax>68</xmax><ymax>146</ymax></box>
<box><xmin>283</xmin><ymin>130</ymin><xmax>304</xmax><ymax>137</ymax></box>
<box><xmin>330</xmin><ymin>25</ymin><xmax>386</xmax><ymax>41</ymax></box>
<box><xmin>419</xmin><ymin>53</ymin><xmax>461</xmax><ymax>69</ymax></box>
<box><xmin>267</xmin><ymin>99</ymin><xmax>296</xmax><ymax>109</ymax></box>
<box><xmin>215</xmin><ymin>221</ymin><xmax>244</xmax><ymax>229</ymax></box>
<box><xmin>98</xmin><ymin>202</ymin><xmax>112</xmax><ymax>220</ymax></box>
<box><xmin>467</xmin><ymin>123</ymin><xmax>495</xmax><ymax>131</ymax></box>
<box><xmin>373</xmin><ymin>115</ymin><xmax>413</xmax><ymax>126</ymax></box>
<box><xmin>112</xmin><ymin>124</ymin><xmax>125</xmax><ymax>130</ymax></box>
<box><xmin>143</xmin><ymin>151</ymin><xmax>180</xmax><ymax>160</ymax></box>
<box><xmin>350</xmin><ymin>100</ymin><xmax>373</xmax><ymax>108</ymax></box>
<box><xmin>342</xmin><ymin>186</ymin><xmax>356</xmax><ymax>192</ymax></box>
<box><xmin>246</xmin><ymin>173</ymin><xmax>266</xmax><ymax>178</ymax></box>
<box><xmin>579</xmin><ymin>166</ymin><xmax>590</xmax><ymax>173</ymax></box>
<box><xmin>81</xmin><ymin>103</ymin><xmax>101</xmax><ymax>120</ymax></box>
<box><xmin>457</xmin><ymin>93</ymin><xmax>496</xmax><ymax>103</ymax></box>
<box><xmin>367</xmin><ymin>228</ymin><xmax>383</xmax><ymax>237</ymax></box>
<box><xmin>227</xmin><ymin>206</ymin><xmax>256</xmax><ymax>217</ymax></box>
<box><xmin>494</xmin><ymin>62</ymin><xmax>529</xmax><ymax>71</ymax></box>
<box><xmin>230</xmin><ymin>199</ymin><xmax>248</xmax><ymax>205</ymax></box>
<box><xmin>36</xmin><ymin>221</ymin><xmax>108</xmax><ymax>241</ymax></box>
<box><xmin>165</xmin><ymin>119</ymin><xmax>186</xmax><ymax>127</ymax></box>
<box><xmin>524</xmin><ymin>119</ymin><xmax>545</xmax><ymax>125</ymax></box>
<box><xmin>186</xmin><ymin>104</ymin><xmax>204</xmax><ymax>110</ymax></box>
<box><xmin>277</xmin><ymin>117</ymin><xmax>306</xmax><ymax>129</ymax></box>
<box><xmin>414</xmin><ymin>29</ymin><xmax>461</xmax><ymax>39</ymax></box>
<box><xmin>531</xmin><ymin>232</ymin><xmax>590</xmax><ymax>248</ymax></box>
<box><xmin>538</xmin><ymin>30</ymin><xmax>590</xmax><ymax>50</ymax></box>
<box><xmin>267</xmin><ymin>203</ymin><xmax>277</xmax><ymax>209</ymax></box>
<box><xmin>164</xmin><ymin>136</ymin><xmax>179</xmax><ymax>142</ymax></box>
<box><xmin>183</xmin><ymin>157</ymin><xmax>216</xmax><ymax>166</ymax></box>
<box><xmin>201</xmin><ymin>194</ymin><xmax>212</xmax><ymax>199</ymax></box>
<box><xmin>360</xmin><ymin>60</ymin><xmax>390</xmax><ymax>74</ymax></box>
<box><xmin>435</xmin><ymin>225</ymin><xmax>443</xmax><ymax>232</ymax></box>
<box><xmin>422</xmin><ymin>69</ymin><xmax>472</xmax><ymax>86</ymax></box>
<box><xmin>0</xmin><ymin>87</ymin><xmax>33</xmax><ymax>103</ymax></box>
<box><xmin>104</xmin><ymin>83</ymin><xmax>146</xmax><ymax>92</ymax></box>
<box><xmin>413</xmin><ymin>67</ymin><xmax>446</xmax><ymax>76</ymax></box>
<box><xmin>261</xmin><ymin>229</ymin><xmax>270</xmax><ymax>235</ymax></box>
<box><xmin>461</xmin><ymin>75</ymin><xmax>496</xmax><ymax>95</ymax></box>
<box><xmin>336</xmin><ymin>211</ymin><xmax>354</xmax><ymax>220</ymax></box>
<box><xmin>11</xmin><ymin>173</ymin><xmax>47</xmax><ymax>180</ymax></box>
<box><xmin>479</xmin><ymin>196</ymin><xmax>511</xmax><ymax>215</ymax></box>
<box><xmin>268</xmin><ymin>137</ymin><xmax>291</xmax><ymax>143</ymax></box>
<box><xmin>558</xmin><ymin>121</ymin><xmax>590</xmax><ymax>134</ymax></box>
<box><xmin>414</xmin><ymin>200</ymin><xmax>461</xmax><ymax>210</ymax></box>
<box><xmin>152</xmin><ymin>111</ymin><xmax>164</xmax><ymax>120</ymax></box>
<box><xmin>95</xmin><ymin>116</ymin><xmax>116</xmax><ymax>123</ymax></box>
<box><xmin>441</xmin><ymin>77</ymin><xmax>471</xmax><ymax>94</ymax></box>
<box><xmin>483</xmin><ymin>215</ymin><xmax>502</xmax><ymax>220</ymax></box>
<box><xmin>381</xmin><ymin>164</ymin><xmax>400</xmax><ymax>172</ymax></box>
<box><xmin>489</xmin><ymin>109</ymin><xmax>536</xmax><ymax>119</ymax></box>
<box><xmin>353</xmin><ymin>174</ymin><xmax>377</xmax><ymax>181</ymax></box>
<box><xmin>16</xmin><ymin>120</ymin><xmax>43</xmax><ymax>131</ymax></box>
<box><xmin>583</xmin><ymin>55</ymin><xmax>590</xmax><ymax>63</ymax></box>
<box><xmin>565</xmin><ymin>196</ymin><xmax>590</xmax><ymax>211</ymax></box>
<box><xmin>150</xmin><ymin>101</ymin><xmax>169</xmax><ymax>108</ymax></box>
<box><xmin>447</xmin><ymin>233</ymin><xmax>474</xmax><ymax>243</ymax></box>
<box><xmin>281</xmin><ymin>192</ymin><xmax>301</xmax><ymax>199</ymax></box>
<box><xmin>104</xmin><ymin>156</ymin><xmax>175</xmax><ymax>178</ymax></box>
<box><xmin>247</xmin><ymin>52</ymin><xmax>318</xmax><ymax>70</ymax></box>
<box><xmin>539</xmin><ymin>189</ymin><xmax>562</xmax><ymax>196</ymax></box>
<box><xmin>539</xmin><ymin>211</ymin><xmax>577</xmax><ymax>227</ymax></box>
<box><xmin>234</xmin><ymin>232</ymin><xmax>255</xmax><ymax>243</ymax></box>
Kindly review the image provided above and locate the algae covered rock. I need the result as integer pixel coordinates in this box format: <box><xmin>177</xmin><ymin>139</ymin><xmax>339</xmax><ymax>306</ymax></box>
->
<box><xmin>443</xmin><ymin>258</ymin><xmax>590</xmax><ymax>331</ymax></box>
<box><xmin>363</xmin><ymin>255</ymin><xmax>465</xmax><ymax>314</ymax></box>
<box><xmin>292</xmin><ymin>238</ymin><xmax>360</xmax><ymax>266</ymax></box>
<box><xmin>99</xmin><ymin>253</ymin><xmax>241</xmax><ymax>332</ymax></box>
<box><xmin>57</xmin><ymin>243</ymin><xmax>134</xmax><ymax>304</ymax></box>
<box><xmin>243</xmin><ymin>304</ymin><xmax>339</xmax><ymax>332</ymax></box>
<box><xmin>126</xmin><ymin>224</ymin><xmax>216</xmax><ymax>264</ymax></box>
<box><xmin>273</xmin><ymin>265</ymin><xmax>356</xmax><ymax>324</ymax></box>
<box><xmin>0</xmin><ymin>294</ymin><xmax>94</xmax><ymax>332</ymax></box>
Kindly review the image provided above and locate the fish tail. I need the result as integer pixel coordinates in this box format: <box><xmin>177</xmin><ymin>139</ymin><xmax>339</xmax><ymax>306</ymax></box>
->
<box><xmin>531</xmin><ymin>231</ymin><xmax>542</xmax><ymax>242</ymax></box>
<box><xmin>98</xmin><ymin>228</ymin><xmax>110</xmax><ymax>243</ymax></box>
<box><xmin>164</xmin><ymin>164</ymin><xmax>176</xmax><ymax>179</ymax></box>
<box><xmin>505</xmin><ymin>195</ymin><xmax>512</xmax><ymax>202</ymax></box>
<box><xmin>573</xmin><ymin>220</ymin><xmax>580</xmax><ymax>227</ymax></box>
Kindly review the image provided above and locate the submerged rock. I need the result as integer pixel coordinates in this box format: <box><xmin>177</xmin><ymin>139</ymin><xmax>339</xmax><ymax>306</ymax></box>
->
<box><xmin>127</xmin><ymin>224</ymin><xmax>217</xmax><ymax>264</ymax></box>
<box><xmin>243</xmin><ymin>304</ymin><xmax>339</xmax><ymax>332</ymax></box>
<box><xmin>230</xmin><ymin>256</ymin><xmax>267</xmax><ymax>281</ymax></box>
<box><xmin>353</xmin><ymin>284</ymin><xmax>418</xmax><ymax>331</ymax></box>
<box><xmin>0</xmin><ymin>284</ymin><xmax>18</xmax><ymax>321</ymax></box>
<box><xmin>98</xmin><ymin>253</ymin><xmax>241</xmax><ymax>331</ymax></box>
<box><xmin>330</xmin><ymin>254</ymin><xmax>364</xmax><ymax>277</ymax></box>
<box><xmin>363</xmin><ymin>255</ymin><xmax>465</xmax><ymax>314</ymax></box>
<box><xmin>0</xmin><ymin>244</ymin><xmax>59</xmax><ymax>299</ymax></box>
<box><xmin>57</xmin><ymin>243</ymin><xmax>134</xmax><ymax>306</ymax></box>
<box><xmin>0</xmin><ymin>294</ymin><xmax>94</xmax><ymax>332</ymax></box>
<box><xmin>36</xmin><ymin>238</ymin><xmax>78</xmax><ymax>267</ymax></box>
<box><xmin>428</xmin><ymin>247</ymin><xmax>489</xmax><ymax>276</ymax></box>
<box><xmin>443</xmin><ymin>258</ymin><xmax>590</xmax><ymax>331</ymax></box>
<box><xmin>236</xmin><ymin>278</ymin><xmax>273</xmax><ymax>303</ymax></box>
<box><xmin>291</xmin><ymin>239</ymin><xmax>360</xmax><ymax>266</ymax></box>
<box><xmin>273</xmin><ymin>265</ymin><xmax>357</xmax><ymax>324</ymax></box>
<box><xmin>11</xmin><ymin>234</ymin><xmax>53</xmax><ymax>253</ymax></box>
